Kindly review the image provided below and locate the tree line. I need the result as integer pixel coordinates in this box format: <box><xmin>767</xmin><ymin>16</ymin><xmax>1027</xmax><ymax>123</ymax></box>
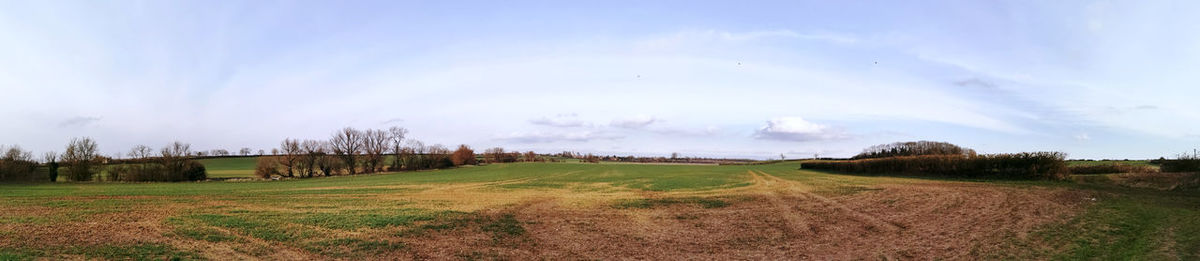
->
<box><xmin>851</xmin><ymin>141</ymin><xmax>977</xmax><ymax>160</ymax></box>
<box><xmin>0</xmin><ymin>138</ymin><xmax>207</xmax><ymax>182</ymax></box>
<box><xmin>255</xmin><ymin>127</ymin><xmax>488</xmax><ymax>179</ymax></box>
<box><xmin>804</xmin><ymin>141</ymin><xmax>1068</xmax><ymax>180</ymax></box>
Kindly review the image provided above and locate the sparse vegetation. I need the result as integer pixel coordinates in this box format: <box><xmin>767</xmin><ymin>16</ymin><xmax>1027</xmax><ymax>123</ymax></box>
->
<box><xmin>1069</xmin><ymin>163</ymin><xmax>1159</xmax><ymax>174</ymax></box>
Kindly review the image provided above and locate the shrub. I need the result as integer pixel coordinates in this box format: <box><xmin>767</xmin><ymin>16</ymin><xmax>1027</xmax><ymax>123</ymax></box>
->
<box><xmin>0</xmin><ymin>145</ymin><xmax>39</xmax><ymax>182</ymax></box>
<box><xmin>112</xmin><ymin>161</ymin><xmax>204</xmax><ymax>182</ymax></box>
<box><xmin>183</xmin><ymin>161</ymin><xmax>207</xmax><ymax>181</ymax></box>
<box><xmin>451</xmin><ymin>145</ymin><xmax>477</xmax><ymax>166</ymax></box>
<box><xmin>0</xmin><ymin>160</ymin><xmax>39</xmax><ymax>182</ymax></box>
<box><xmin>1160</xmin><ymin>156</ymin><xmax>1200</xmax><ymax>173</ymax></box>
<box><xmin>256</xmin><ymin>156</ymin><xmax>281</xmax><ymax>179</ymax></box>
<box><xmin>1069</xmin><ymin>163</ymin><xmax>1158</xmax><ymax>175</ymax></box>
<box><xmin>802</xmin><ymin>152</ymin><xmax>1068</xmax><ymax>180</ymax></box>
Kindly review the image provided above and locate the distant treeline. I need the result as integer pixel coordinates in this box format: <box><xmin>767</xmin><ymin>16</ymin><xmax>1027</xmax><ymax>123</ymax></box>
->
<box><xmin>254</xmin><ymin>127</ymin><xmax>565</xmax><ymax>179</ymax></box>
<box><xmin>0</xmin><ymin>139</ymin><xmax>208</xmax><ymax>183</ymax></box>
<box><xmin>804</xmin><ymin>141</ymin><xmax>1069</xmax><ymax>180</ymax></box>
<box><xmin>851</xmin><ymin>141</ymin><xmax>976</xmax><ymax>159</ymax></box>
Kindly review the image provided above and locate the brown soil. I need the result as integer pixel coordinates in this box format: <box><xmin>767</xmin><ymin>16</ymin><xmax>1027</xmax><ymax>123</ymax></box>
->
<box><xmin>394</xmin><ymin>171</ymin><xmax>1095</xmax><ymax>260</ymax></box>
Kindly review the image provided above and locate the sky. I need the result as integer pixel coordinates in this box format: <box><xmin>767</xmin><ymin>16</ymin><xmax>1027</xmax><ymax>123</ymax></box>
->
<box><xmin>2</xmin><ymin>0</ymin><xmax>1200</xmax><ymax>160</ymax></box>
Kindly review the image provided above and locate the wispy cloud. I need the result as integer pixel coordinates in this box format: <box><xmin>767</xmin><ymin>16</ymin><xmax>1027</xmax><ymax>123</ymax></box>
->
<box><xmin>753</xmin><ymin>117</ymin><xmax>848</xmax><ymax>142</ymax></box>
<box><xmin>610</xmin><ymin>115</ymin><xmax>661</xmax><ymax>129</ymax></box>
<box><xmin>496</xmin><ymin>131</ymin><xmax>623</xmax><ymax>143</ymax></box>
<box><xmin>529</xmin><ymin>114</ymin><xmax>588</xmax><ymax>128</ymax></box>
<box><xmin>58</xmin><ymin>116</ymin><xmax>101</xmax><ymax>128</ymax></box>
<box><xmin>380</xmin><ymin>118</ymin><xmax>405</xmax><ymax>125</ymax></box>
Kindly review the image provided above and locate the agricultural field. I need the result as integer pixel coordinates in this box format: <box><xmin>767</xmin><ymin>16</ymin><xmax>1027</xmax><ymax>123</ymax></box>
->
<box><xmin>1066</xmin><ymin>160</ymin><xmax>1157</xmax><ymax>167</ymax></box>
<box><xmin>1</xmin><ymin>161</ymin><xmax>1197</xmax><ymax>260</ymax></box>
<box><xmin>195</xmin><ymin>157</ymin><xmax>258</xmax><ymax>178</ymax></box>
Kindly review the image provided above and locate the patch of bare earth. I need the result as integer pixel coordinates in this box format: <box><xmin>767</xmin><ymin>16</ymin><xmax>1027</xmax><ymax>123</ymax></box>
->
<box><xmin>399</xmin><ymin>172</ymin><xmax>1096</xmax><ymax>260</ymax></box>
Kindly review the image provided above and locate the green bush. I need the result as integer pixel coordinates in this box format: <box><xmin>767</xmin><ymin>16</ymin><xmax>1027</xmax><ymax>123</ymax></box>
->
<box><xmin>1160</xmin><ymin>158</ymin><xmax>1200</xmax><ymax>173</ymax></box>
<box><xmin>802</xmin><ymin>152</ymin><xmax>1068</xmax><ymax>180</ymax></box>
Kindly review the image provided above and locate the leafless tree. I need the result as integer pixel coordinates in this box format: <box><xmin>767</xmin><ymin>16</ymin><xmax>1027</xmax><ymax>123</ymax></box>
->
<box><xmin>361</xmin><ymin>129</ymin><xmax>390</xmax><ymax>173</ymax></box>
<box><xmin>62</xmin><ymin>137</ymin><xmax>100</xmax><ymax>181</ymax></box>
<box><xmin>330</xmin><ymin>127</ymin><xmax>364</xmax><ymax>174</ymax></box>
<box><xmin>128</xmin><ymin>145</ymin><xmax>153</xmax><ymax>160</ymax></box>
<box><xmin>279</xmin><ymin>138</ymin><xmax>301</xmax><ymax>177</ymax></box>
<box><xmin>484</xmin><ymin>147</ymin><xmax>505</xmax><ymax>163</ymax></box>
<box><xmin>388</xmin><ymin>126</ymin><xmax>408</xmax><ymax>170</ymax></box>
<box><xmin>0</xmin><ymin>145</ymin><xmax>37</xmax><ymax>182</ymax></box>
<box><xmin>239</xmin><ymin>148</ymin><xmax>252</xmax><ymax>156</ymax></box>
<box><xmin>299</xmin><ymin>140</ymin><xmax>326</xmax><ymax>178</ymax></box>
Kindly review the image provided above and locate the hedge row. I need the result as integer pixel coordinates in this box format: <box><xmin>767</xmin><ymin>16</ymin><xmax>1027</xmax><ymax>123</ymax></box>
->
<box><xmin>108</xmin><ymin>161</ymin><xmax>206</xmax><ymax>182</ymax></box>
<box><xmin>1160</xmin><ymin>159</ymin><xmax>1200</xmax><ymax>173</ymax></box>
<box><xmin>801</xmin><ymin>152</ymin><xmax>1068</xmax><ymax>180</ymax></box>
<box><xmin>0</xmin><ymin>159</ymin><xmax>41</xmax><ymax>182</ymax></box>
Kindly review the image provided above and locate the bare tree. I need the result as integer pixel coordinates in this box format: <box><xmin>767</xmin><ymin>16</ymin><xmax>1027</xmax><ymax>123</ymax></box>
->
<box><xmin>330</xmin><ymin>127</ymin><xmax>364</xmax><ymax>174</ymax></box>
<box><xmin>0</xmin><ymin>145</ymin><xmax>37</xmax><ymax>182</ymax></box>
<box><xmin>158</xmin><ymin>141</ymin><xmax>207</xmax><ymax>181</ymax></box>
<box><xmin>485</xmin><ymin>147</ymin><xmax>504</xmax><ymax>163</ymax></box>
<box><xmin>427</xmin><ymin>144</ymin><xmax>452</xmax><ymax>169</ymax></box>
<box><xmin>62</xmin><ymin>137</ymin><xmax>100</xmax><ymax>181</ymax></box>
<box><xmin>299</xmin><ymin>140</ymin><xmax>325</xmax><ymax>178</ymax></box>
<box><xmin>239</xmin><ymin>148</ymin><xmax>252</xmax><ymax>156</ymax></box>
<box><xmin>279</xmin><ymin>138</ymin><xmax>301</xmax><ymax>177</ymax></box>
<box><xmin>128</xmin><ymin>145</ymin><xmax>153</xmax><ymax>160</ymax></box>
<box><xmin>361</xmin><ymin>129</ymin><xmax>390</xmax><ymax>173</ymax></box>
<box><xmin>404</xmin><ymin>139</ymin><xmax>426</xmax><ymax>170</ymax></box>
<box><xmin>388</xmin><ymin>127</ymin><xmax>408</xmax><ymax>170</ymax></box>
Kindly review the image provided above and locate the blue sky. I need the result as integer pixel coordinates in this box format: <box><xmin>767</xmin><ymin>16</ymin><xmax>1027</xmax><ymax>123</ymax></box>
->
<box><xmin>2</xmin><ymin>1</ymin><xmax>1199</xmax><ymax>159</ymax></box>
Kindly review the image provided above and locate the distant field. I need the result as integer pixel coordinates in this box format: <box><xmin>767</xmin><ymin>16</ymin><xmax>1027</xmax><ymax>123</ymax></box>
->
<box><xmin>196</xmin><ymin>157</ymin><xmax>258</xmax><ymax>178</ymax></box>
<box><xmin>1066</xmin><ymin>160</ymin><xmax>1157</xmax><ymax>167</ymax></box>
<box><xmin>1</xmin><ymin>162</ymin><xmax>1196</xmax><ymax>260</ymax></box>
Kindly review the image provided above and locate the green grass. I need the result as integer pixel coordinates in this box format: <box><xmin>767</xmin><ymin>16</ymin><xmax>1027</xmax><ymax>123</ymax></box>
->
<box><xmin>1029</xmin><ymin>190</ymin><xmax>1200</xmax><ymax>259</ymax></box>
<box><xmin>481</xmin><ymin>214</ymin><xmax>526</xmax><ymax>240</ymax></box>
<box><xmin>196</xmin><ymin>157</ymin><xmax>259</xmax><ymax>178</ymax></box>
<box><xmin>0</xmin><ymin>162</ymin><xmax>792</xmax><ymax>198</ymax></box>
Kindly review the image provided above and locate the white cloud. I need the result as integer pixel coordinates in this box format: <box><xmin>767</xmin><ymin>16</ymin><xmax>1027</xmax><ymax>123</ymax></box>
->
<box><xmin>529</xmin><ymin>114</ymin><xmax>587</xmax><ymax>128</ymax></box>
<box><xmin>754</xmin><ymin>117</ymin><xmax>847</xmax><ymax>142</ymax></box>
<box><xmin>58</xmin><ymin>116</ymin><xmax>102</xmax><ymax>128</ymax></box>
<box><xmin>1075</xmin><ymin>133</ymin><xmax>1091</xmax><ymax>141</ymax></box>
<box><xmin>610</xmin><ymin>115</ymin><xmax>662</xmax><ymax>129</ymax></box>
